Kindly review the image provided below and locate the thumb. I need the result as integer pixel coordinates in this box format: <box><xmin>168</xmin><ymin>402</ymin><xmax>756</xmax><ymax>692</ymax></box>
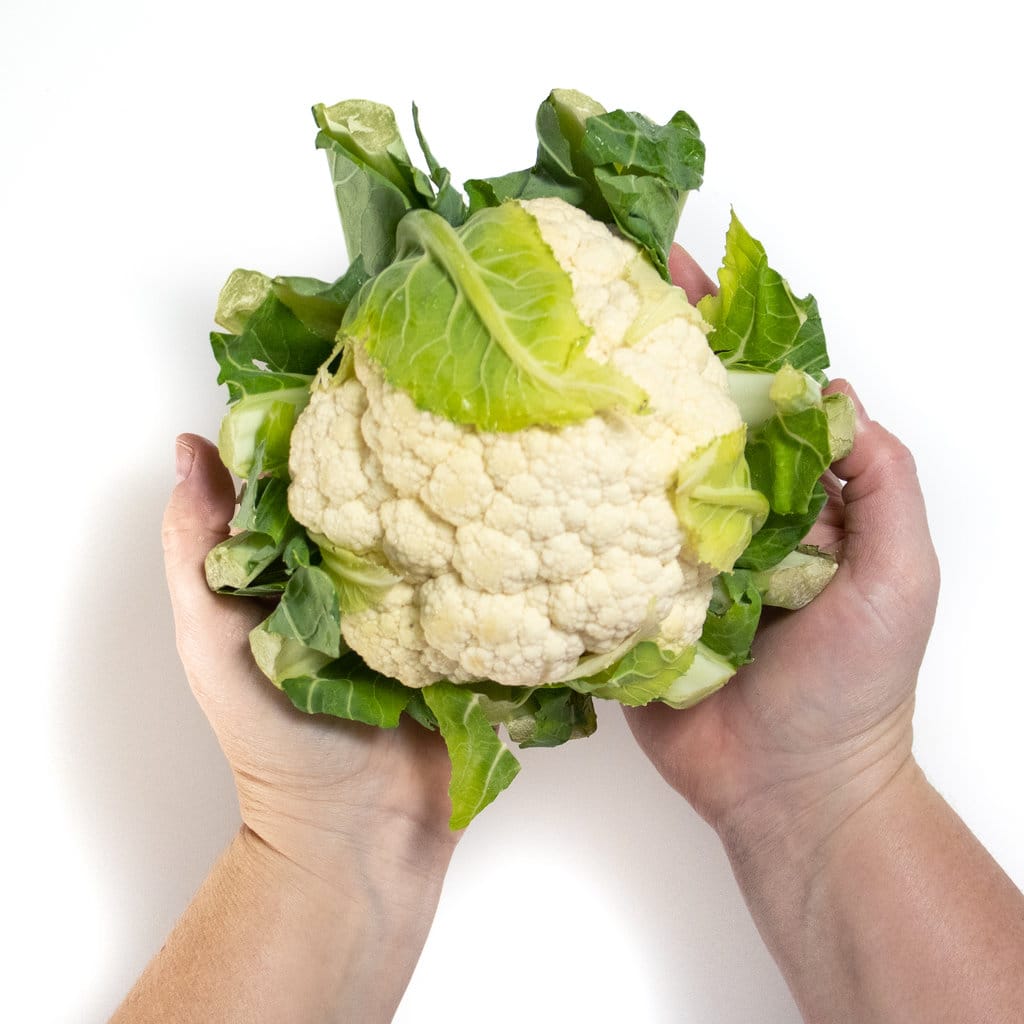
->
<box><xmin>162</xmin><ymin>434</ymin><xmax>265</xmax><ymax>700</ymax></box>
<box><xmin>162</xmin><ymin>434</ymin><xmax>236</xmax><ymax>601</ymax></box>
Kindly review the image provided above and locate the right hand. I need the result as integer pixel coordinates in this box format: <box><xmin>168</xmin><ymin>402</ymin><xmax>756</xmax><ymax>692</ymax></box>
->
<box><xmin>162</xmin><ymin>435</ymin><xmax>462</xmax><ymax>885</ymax></box>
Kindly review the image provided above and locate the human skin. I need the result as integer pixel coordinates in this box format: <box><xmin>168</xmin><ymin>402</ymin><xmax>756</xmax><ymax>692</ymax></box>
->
<box><xmin>627</xmin><ymin>250</ymin><xmax>1024</xmax><ymax>1023</ymax></box>
<box><xmin>111</xmin><ymin>436</ymin><xmax>461</xmax><ymax>1024</ymax></box>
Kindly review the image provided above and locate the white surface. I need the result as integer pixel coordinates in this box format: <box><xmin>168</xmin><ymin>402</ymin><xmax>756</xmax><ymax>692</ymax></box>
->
<box><xmin>3</xmin><ymin>2</ymin><xmax>1021</xmax><ymax>1021</ymax></box>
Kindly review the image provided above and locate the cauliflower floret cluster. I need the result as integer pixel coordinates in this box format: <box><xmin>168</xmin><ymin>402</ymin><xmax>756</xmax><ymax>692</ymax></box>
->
<box><xmin>288</xmin><ymin>197</ymin><xmax>742</xmax><ymax>688</ymax></box>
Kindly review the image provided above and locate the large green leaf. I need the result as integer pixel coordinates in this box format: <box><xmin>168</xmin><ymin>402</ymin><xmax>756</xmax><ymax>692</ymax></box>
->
<box><xmin>313</xmin><ymin>100</ymin><xmax>427</xmax><ymax>275</ymax></box>
<box><xmin>313</xmin><ymin>99</ymin><xmax>469</xmax><ymax>273</ymax></box>
<box><xmin>423</xmin><ymin>682</ymin><xmax>521</xmax><ymax>829</ymax></box>
<box><xmin>700</xmin><ymin>212</ymin><xmax>829</xmax><ymax>382</ymax></box>
<box><xmin>347</xmin><ymin>203</ymin><xmax>647</xmax><ymax>431</ymax></box>
<box><xmin>466</xmin><ymin>89</ymin><xmax>705</xmax><ymax>279</ymax></box>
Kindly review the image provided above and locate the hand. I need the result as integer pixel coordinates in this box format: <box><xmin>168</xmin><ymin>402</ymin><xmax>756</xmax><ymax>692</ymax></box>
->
<box><xmin>626</xmin><ymin>248</ymin><xmax>941</xmax><ymax>859</ymax></box>
<box><xmin>161</xmin><ymin>435</ymin><xmax>461</xmax><ymax>885</ymax></box>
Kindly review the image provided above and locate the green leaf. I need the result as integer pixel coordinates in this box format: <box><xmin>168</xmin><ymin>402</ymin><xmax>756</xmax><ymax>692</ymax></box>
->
<box><xmin>411</xmin><ymin>103</ymin><xmax>469</xmax><ymax>227</ymax></box>
<box><xmin>423</xmin><ymin>682</ymin><xmax>521</xmax><ymax>829</ymax></box>
<box><xmin>283</xmin><ymin>533</ymin><xmax>316</xmax><ymax>572</ymax></box>
<box><xmin>658</xmin><ymin>643</ymin><xmax>736</xmax><ymax>709</ymax></box>
<box><xmin>583</xmin><ymin>109</ymin><xmax>704</xmax><ymax>277</ymax></box>
<box><xmin>314</xmin><ymin>99</ymin><xmax>445</xmax><ymax>274</ymax></box>
<box><xmin>250</xmin><ymin>620</ymin><xmax>335</xmax><ymax>684</ymax></box>
<box><xmin>472</xmin><ymin>683</ymin><xmax>597</xmax><ymax>748</ymax></box>
<box><xmin>211</xmin><ymin>289</ymin><xmax>333</xmax><ymax>403</ymax></box>
<box><xmin>750</xmin><ymin>545</ymin><xmax>838</xmax><ymax>610</ymax></box>
<box><xmin>700</xmin><ymin>571</ymin><xmax>762</xmax><ymax>666</ymax></box>
<box><xmin>464</xmin><ymin>169</ymin><xmax>586</xmax><ymax>215</ymax></box>
<box><xmin>231</xmin><ymin>462</ymin><xmax>293</xmax><ymax>543</ymax></box>
<box><xmin>581</xmin><ymin>109</ymin><xmax>704</xmax><ymax>191</ymax></box>
<box><xmin>591</xmin><ymin>168</ymin><xmax>688</xmax><ymax>279</ymax></box>
<box><xmin>265</xmin><ymin>565</ymin><xmax>342</xmax><ymax>657</ymax></box>
<box><xmin>210</xmin><ymin>285</ymin><xmax>322</xmax><ymax>481</ymax></box>
<box><xmin>214</xmin><ymin>269</ymin><xmax>273</xmax><ymax>333</ymax></box>
<box><xmin>403</xmin><ymin>691</ymin><xmax>438</xmax><ymax>731</ymax></box>
<box><xmin>700</xmin><ymin>212</ymin><xmax>829</xmax><ymax>382</ymax></box>
<box><xmin>312</xmin><ymin>534</ymin><xmax>400</xmax><ymax>613</ymax></box>
<box><xmin>536</xmin><ymin>88</ymin><xmax>607</xmax><ymax>188</ymax></box>
<box><xmin>281</xmin><ymin>652</ymin><xmax>413</xmax><ymax>728</ymax></box>
<box><xmin>568</xmin><ymin>641</ymin><xmax>697</xmax><ymax>707</ymax></box>
<box><xmin>465</xmin><ymin>90</ymin><xmax>704</xmax><ymax>279</ymax></box>
<box><xmin>674</xmin><ymin>428</ymin><xmax>770</xmax><ymax>572</ymax></box>
<box><xmin>348</xmin><ymin>203</ymin><xmax>647</xmax><ymax>431</ymax></box>
<box><xmin>271</xmin><ymin>259</ymin><xmax>371</xmax><ymax>341</ymax></box>
<box><xmin>510</xmin><ymin>687</ymin><xmax>597</xmax><ymax>748</ymax></box>
<box><xmin>254</xmin><ymin>613</ymin><xmax>417</xmax><ymax>732</ymax></box>
<box><xmin>217</xmin><ymin>386</ymin><xmax>311</xmax><ymax>478</ymax></box>
<box><xmin>206</xmin><ymin>444</ymin><xmax>302</xmax><ymax>591</ymax></box>
<box><xmin>745</xmin><ymin>405</ymin><xmax>831</xmax><ymax>516</ymax></box>
<box><xmin>736</xmin><ymin>480</ymin><xmax>828</xmax><ymax>571</ymax></box>
<box><xmin>205</xmin><ymin>530</ymin><xmax>288</xmax><ymax>592</ymax></box>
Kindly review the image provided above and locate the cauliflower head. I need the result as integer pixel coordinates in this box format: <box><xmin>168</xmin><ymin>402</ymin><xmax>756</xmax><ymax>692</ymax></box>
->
<box><xmin>288</xmin><ymin>197</ymin><xmax>744</xmax><ymax>688</ymax></box>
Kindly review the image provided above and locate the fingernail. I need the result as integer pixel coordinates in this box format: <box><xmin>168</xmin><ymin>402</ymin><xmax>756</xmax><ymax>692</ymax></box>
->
<box><xmin>175</xmin><ymin>438</ymin><xmax>195</xmax><ymax>483</ymax></box>
<box><xmin>829</xmin><ymin>379</ymin><xmax>868</xmax><ymax>430</ymax></box>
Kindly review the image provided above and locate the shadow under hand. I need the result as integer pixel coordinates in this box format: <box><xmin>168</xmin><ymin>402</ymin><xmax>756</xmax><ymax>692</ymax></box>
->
<box><xmin>55</xmin><ymin>469</ymin><xmax>237</xmax><ymax>1020</ymax></box>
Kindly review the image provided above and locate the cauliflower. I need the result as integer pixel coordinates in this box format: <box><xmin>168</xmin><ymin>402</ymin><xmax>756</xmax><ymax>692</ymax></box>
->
<box><xmin>205</xmin><ymin>89</ymin><xmax>850</xmax><ymax>828</ymax></box>
<box><xmin>287</xmin><ymin>198</ymin><xmax>743</xmax><ymax>689</ymax></box>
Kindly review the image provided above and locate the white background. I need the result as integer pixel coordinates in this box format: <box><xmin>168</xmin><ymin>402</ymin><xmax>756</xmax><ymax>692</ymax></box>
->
<box><xmin>3</xmin><ymin>2</ymin><xmax>1022</xmax><ymax>1021</ymax></box>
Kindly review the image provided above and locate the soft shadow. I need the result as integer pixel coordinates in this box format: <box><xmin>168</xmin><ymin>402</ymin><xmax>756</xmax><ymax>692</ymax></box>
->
<box><xmin>55</xmin><ymin>470</ymin><xmax>238</xmax><ymax>1020</ymax></box>
<box><xmin>423</xmin><ymin>705</ymin><xmax>800</xmax><ymax>1023</ymax></box>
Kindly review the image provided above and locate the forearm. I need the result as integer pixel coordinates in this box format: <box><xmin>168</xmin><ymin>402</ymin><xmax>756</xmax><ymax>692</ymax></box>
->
<box><xmin>111</xmin><ymin>825</ymin><xmax>450</xmax><ymax>1023</ymax></box>
<box><xmin>726</xmin><ymin>758</ymin><xmax>1024</xmax><ymax>1023</ymax></box>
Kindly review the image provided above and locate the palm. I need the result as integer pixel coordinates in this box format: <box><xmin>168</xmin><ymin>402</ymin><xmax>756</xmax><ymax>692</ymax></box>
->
<box><xmin>627</xmin><ymin>458</ymin><xmax>934</xmax><ymax>831</ymax></box>
<box><xmin>627</xmin><ymin>251</ymin><xmax>939</xmax><ymax>832</ymax></box>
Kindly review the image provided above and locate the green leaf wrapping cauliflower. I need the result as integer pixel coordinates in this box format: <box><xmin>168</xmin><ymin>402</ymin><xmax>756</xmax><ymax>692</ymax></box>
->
<box><xmin>287</xmin><ymin>197</ymin><xmax>753</xmax><ymax>689</ymax></box>
<box><xmin>205</xmin><ymin>90</ymin><xmax>852</xmax><ymax>828</ymax></box>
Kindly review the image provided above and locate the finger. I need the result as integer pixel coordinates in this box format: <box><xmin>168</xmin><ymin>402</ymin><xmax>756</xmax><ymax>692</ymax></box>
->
<box><xmin>162</xmin><ymin>435</ymin><xmax>266</xmax><ymax>694</ymax></box>
<box><xmin>162</xmin><ymin>434</ymin><xmax>236</xmax><ymax>598</ymax></box>
<box><xmin>825</xmin><ymin>382</ymin><xmax>939</xmax><ymax>601</ymax></box>
<box><xmin>802</xmin><ymin>469</ymin><xmax>845</xmax><ymax>548</ymax></box>
<box><xmin>669</xmin><ymin>244</ymin><xmax>718</xmax><ymax>305</ymax></box>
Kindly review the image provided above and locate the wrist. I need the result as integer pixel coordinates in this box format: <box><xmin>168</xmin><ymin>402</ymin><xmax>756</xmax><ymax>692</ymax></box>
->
<box><xmin>237</xmin><ymin>785</ymin><xmax>460</xmax><ymax>898</ymax></box>
<box><xmin>718</xmin><ymin>748</ymin><xmax>930</xmax><ymax>1013</ymax></box>
<box><xmin>238</xmin><ymin>816</ymin><xmax>454</xmax><ymax>929</ymax></box>
<box><xmin>235</xmin><ymin>822</ymin><xmax>450</xmax><ymax>1020</ymax></box>
<box><xmin>716</xmin><ymin>700</ymin><xmax>917</xmax><ymax>874</ymax></box>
